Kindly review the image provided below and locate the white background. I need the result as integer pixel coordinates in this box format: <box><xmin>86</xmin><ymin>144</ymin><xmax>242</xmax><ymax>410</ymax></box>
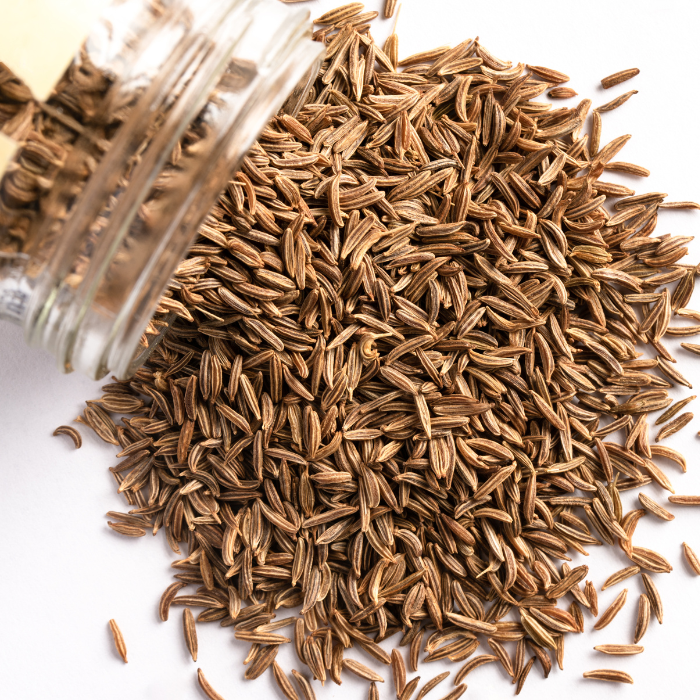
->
<box><xmin>2</xmin><ymin>0</ymin><xmax>700</xmax><ymax>698</ymax></box>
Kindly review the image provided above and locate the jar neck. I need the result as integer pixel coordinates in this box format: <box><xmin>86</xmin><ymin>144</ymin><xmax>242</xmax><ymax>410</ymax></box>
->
<box><xmin>0</xmin><ymin>0</ymin><xmax>323</xmax><ymax>379</ymax></box>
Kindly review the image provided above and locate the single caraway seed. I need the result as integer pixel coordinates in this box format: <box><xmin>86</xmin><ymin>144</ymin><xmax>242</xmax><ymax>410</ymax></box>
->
<box><xmin>399</xmin><ymin>677</ymin><xmax>421</xmax><ymax>700</ymax></box>
<box><xmin>583</xmin><ymin>670</ymin><xmax>634</xmax><ymax>684</ymax></box>
<box><xmin>549</xmin><ymin>87</ymin><xmax>578</xmax><ymax>99</ymax></box>
<box><xmin>107</xmin><ymin>521</ymin><xmax>146</xmax><ymax>537</ymax></box>
<box><xmin>639</xmin><ymin>493</ymin><xmax>675</xmax><ymax>521</ymax></box>
<box><xmin>291</xmin><ymin>670</ymin><xmax>317</xmax><ymax>700</ymax></box>
<box><xmin>409</xmin><ymin>629</ymin><xmax>424</xmax><ymax>674</ymax></box>
<box><xmin>683</xmin><ymin>543</ymin><xmax>700</xmax><ymax>575</ymax></box>
<box><xmin>384</xmin><ymin>0</ymin><xmax>398</xmax><ymax>18</ymax></box>
<box><xmin>272</xmin><ymin>662</ymin><xmax>300</xmax><ymax>700</ymax></box>
<box><xmin>601</xmin><ymin>68</ymin><xmax>640</xmax><ymax>88</ymax></box>
<box><xmin>655</xmin><ymin>395</ymin><xmax>696</xmax><ymax>425</ymax></box>
<box><xmin>369</xmin><ymin>681</ymin><xmax>379</xmax><ymax>700</ymax></box>
<box><xmin>515</xmin><ymin>657</ymin><xmax>535</xmax><ymax>695</ymax></box>
<box><xmin>594</xmin><ymin>589</ymin><xmax>628</xmax><ymax>630</ymax></box>
<box><xmin>159</xmin><ymin>582</ymin><xmax>186</xmax><ymax>621</ymax></box>
<box><xmin>415</xmin><ymin>672</ymin><xmax>450</xmax><ymax>700</ymax></box>
<box><xmin>594</xmin><ymin>645</ymin><xmax>644</xmax><ymax>655</ymax></box>
<box><xmin>52</xmin><ymin>425</ymin><xmax>82</xmax><ymax>448</ymax></box>
<box><xmin>641</xmin><ymin>573</ymin><xmax>663</xmax><ymax>623</ymax></box>
<box><xmin>108</xmin><ymin>619</ymin><xmax>127</xmax><ymax>663</ymax></box>
<box><xmin>669</xmin><ymin>495</ymin><xmax>700</xmax><ymax>505</ymax></box>
<box><xmin>455</xmin><ymin>655</ymin><xmax>497</xmax><ymax>684</ymax></box>
<box><xmin>344</xmin><ymin>659</ymin><xmax>384</xmax><ymax>682</ymax></box>
<box><xmin>183</xmin><ymin>608</ymin><xmax>198</xmax><ymax>662</ymax></box>
<box><xmin>596</xmin><ymin>90</ymin><xmax>637</xmax><ymax>112</ymax></box>
<box><xmin>602</xmin><ymin>566</ymin><xmax>640</xmax><ymax>591</ymax></box>
<box><xmin>585</xmin><ymin>581</ymin><xmax>599</xmax><ymax>617</ymax></box>
<box><xmin>656</xmin><ymin>412</ymin><xmax>693</xmax><ymax>441</ymax></box>
<box><xmin>197</xmin><ymin>669</ymin><xmax>226</xmax><ymax>700</ymax></box>
<box><xmin>635</xmin><ymin>594</ymin><xmax>651</xmax><ymax>643</ymax></box>
<box><xmin>391</xmin><ymin>648</ymin><xmax>406</xmax><ymax>697</ymax></box>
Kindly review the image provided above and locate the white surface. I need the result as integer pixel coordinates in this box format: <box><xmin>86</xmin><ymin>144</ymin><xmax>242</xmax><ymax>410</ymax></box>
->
<box><xmin>2</xmin><ymin>0</ymin><xmax>700</xmax><ymax>698</ymax></box>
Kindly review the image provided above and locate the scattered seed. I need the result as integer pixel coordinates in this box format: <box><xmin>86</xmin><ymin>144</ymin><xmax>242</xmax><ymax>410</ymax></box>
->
<box><xmin>273</xmin><ymin>662</ymin><xmax>300</xmax><ymax>700</ymax></box>
<box><xmin>639</xmin><ymin>493</ymin><xmax>675</xmax><ymax>521</ymax></box>
<box><xmin>437</xmin><ymin>684</ymin><xmax>466</xmax><ymax>700</ymax></box>
<box><xmin>656</xmin><ymin>396</ymin><xmax>696</xmax><ymax>425</ymax></box>
<box><xmin>344</xmin><ymin>659</ymin><xmax>384</xmax><ymax>683</ymax></box>
<box><xmin>594</xmin><ymin>645</ymin><xmax>643</xmax><ymax>655</ymax></box>
<box><xmin>108</xmin><ymin>619</ymin><xmax>127</xmax><ymax>663</ymax></box>
<box><xmin>53</xmin><ymin>425</ymin><xmax>82</xmax><ymax>449</ymax></box>
<box><xmin>634</xmin><ymin>594</ymin><xmax>651</xmax><ymax>643</ymax></box>
<box><xmin>594</xmin><ymin>589</ymin><xmax>628</xmax><ymax>630</ymax></box>
<box><xmin>669</xmin><ymin>495</ymin><xmax>700</xmax><ymax>505</ymax></box>
<box><xmin>583</xmin><ymin>669</ymin><xmax>634</xmax><ymax>684</ymax></box>
<box><xmin>415</xmin><ymin>671</ymin><xmax>450</xmax><ymax>700</ymax></box>
<box><xmin>596</xmin><ymin>90</ymin><xmax>637</xmax><ymax>112</ymax></box>
<box><xmin>197</xmin><ymin>669</ymin><xmax>226</xmax><ymax>700</ymax></box>
<box><xmin>683</xmin><ymin>543</ymin><xmax>700</xmax><ymax>575</ymax></box>
<box><xmin>641</xmin><ymin>573</ymin><xmax>663</xmax><ymax>623</ymax></box>
<box><xmin>601</xmin><ymin>68</ymin><xmax>640</xmax><ymax>89</ymax></box>
<box><xmin>183</xmin><ymin>609</ymin><xmax>198</xmax><ymax>662</ymax></box>
<box><xmin>656</xmin><ymin>412</ymin><xmax>693</xmax><ymax>441</ymax></box>
<box><xmin>602</xmin><ymin>566</ymin><xmax>640</xmax><ymax>591</ymax></box>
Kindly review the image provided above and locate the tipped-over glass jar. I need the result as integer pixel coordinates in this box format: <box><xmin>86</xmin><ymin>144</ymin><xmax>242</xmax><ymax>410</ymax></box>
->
<box><xmin>0</xmin><ymin>0</ymin><xmax>323</xmax><ymax>379</ymax></box>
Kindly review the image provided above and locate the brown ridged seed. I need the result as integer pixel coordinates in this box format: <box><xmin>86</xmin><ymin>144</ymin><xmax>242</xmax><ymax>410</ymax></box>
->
<box><xmin>291</xmin><ymin>670</ymin><xmax>317</xmax><ymax>700</ymax></box>
<box><xmin>515</xmin><ymin>657</ymin><xmax>535</xmax><ymax>695</ymax></box>
<box><xmin>639</xmin><ymin>492</ymin><xmax>675</xmax><ymax>521</ymax></box>
<box><xmin>628</xmin><ymin>546</ymin><xmax>673</xmax><ymax>573</ymax></box>
<box><xmin>596</xmin><ymin>90</ymin><xmax>638</xmax><ymax>113</ymax></box>
<box><xmin>655</xmin><ymin>395</ymin><xmax>696</xmax><ymax>425</ymax></box>
<box><xmin>183</xmin><ymin>608</ymin><xmax>198</xmax><ymax>661</ymax></box>
<box><xmin>197</xmin><ymin>669</ymin><xmax>226</xmax><ymax>700</ymax></box>
<box><xmin>593</xmin><ymin>589</ymin><xmax>628</xmax><ymax>630</ymax></box>
<box><xmin>107</xmin><ymin>521</ymin><xmax>146</xmax><ymax>537</ymax></box>
<box><xmin>594</xmin><ymin>644</ymin><xmax>643</xmax><ymax>655</ymax></box>
<box><xmin>368</xmin><ymin>681</ymin><xmax>379</xmax><ymax>700</ymax></box>
<box><xmin>585</xmin><ymin>581</ymin><xmax>598</xmax><ymax>617</ymax></box>
<box><xmin>409</xmin><ymin>628</ymin><xmax>424</xmax><ymax>673</ymax></box>
<box><xmin>391</xmin><ymin>648</ymin><xmax>406</xmax><ymax>697</ymax></box>
<box><xmin>656</xmin><ymin>412</ymin><xmax>693</xmax><ymax>441</ymax></box>
<box><xmin>384</xmin><ymin>0</ymin><xmax>398</xmax><ymax>18</ymax></box>
<box><xmin>53</xmin><ymin>425</ymin><xmax>82</xmax><ymax>448</ymax></box>
<box><xmin>634</xmin><ymin>594</ymin><xmax>651</xmax><ymax>643</ymax></box>
<box><xmin>108</xmin><ymin>619</ymin><xmax>127</xmax><ymax>663</ymax></box>
<box><xmin>272</xmin><ymin>662</ymin><xmax>299</xmax><ymax>700</ymax></box>
<box><xmin>455</xmin><ymin>655</ymin><xmax>497</xmax><ymax>684</ymax></box>
<box><xmin>344</xmin><ymin>658</ymin><xmax>384</xmax><ymax>682</ymax></box>
<box><xmin>669</xmin><ymin>495</ymin><xmax>700</xmax><ymax>505</ymax></box>
<box><xmin>314</xmin><ymin>3</ymin><xmax>365</xmax><ymax>25</ymax></box>
<box><xmin>548</xmin><ymin>87</ymin><xmax>578</xmax><ymax>99</ymax></box>
<box><xmin>583</xmin><ymin>669</ymin><xmax>634</xmax><ymax>684</ymax></box>
<box><xmin>601</xmin><ymin>67</ymin><xmax>640</xmax><ymax>88</ymax></box>
<box><xmin>415</xmin><ymin>672</ymin><xmax>450</xmax><ymax>700</ymax></box>
<box><xmin>399</xmin><ymin>676</ymin><xmax>420</xmax><ymax>700</ymax></box>
<box><xmin>641</xmin><ymin>573</ymin><xmax>663</xmax><ymax>623</ymax></box>
<box><xmin>683</xmin><ymin>543</ymin><xmax>700</xmax><ymax>575</ymax></box>
<box><xmin>602</xmin><ymin>566</ymin><xmax>640</xmax><ymax>590</ymax></box>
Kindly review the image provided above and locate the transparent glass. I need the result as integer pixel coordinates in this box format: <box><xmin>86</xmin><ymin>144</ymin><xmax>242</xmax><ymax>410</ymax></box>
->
<box><xmin>0</xmin><ymin>0</ymin><xmax>323</xmax><ymax>379</ymax></box>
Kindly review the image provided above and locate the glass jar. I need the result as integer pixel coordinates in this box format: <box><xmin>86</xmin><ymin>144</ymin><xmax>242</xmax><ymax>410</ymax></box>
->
<box><xmin>0</xmin><ymin>0</ymin><xmax>323</xmax><ymax>379</ymax></box>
